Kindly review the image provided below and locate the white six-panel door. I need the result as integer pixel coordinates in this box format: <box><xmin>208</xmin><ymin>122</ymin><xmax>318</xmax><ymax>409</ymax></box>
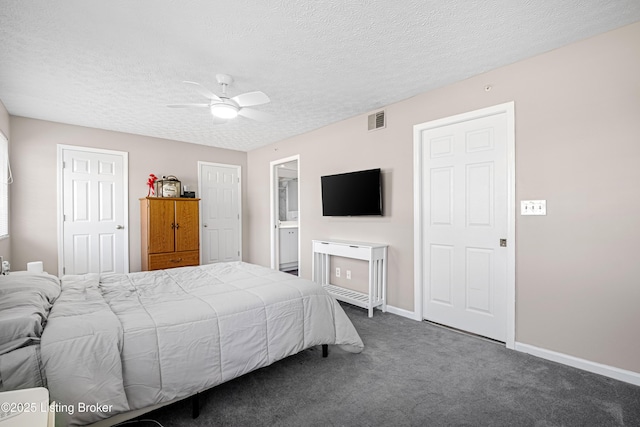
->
<box><xmin>198</xmin><ymin>162</ymin><xmax>241</xmax><ymax>264</ymax></box>
<box><xmin>415</xmin><ymin>105</ymin><xmax>513</xmax><ymax>343</ymax></box>
<box><xmin>59</xmin><ymin>146</ymin><xmax>128</xmax><ymax>275</ymax></box>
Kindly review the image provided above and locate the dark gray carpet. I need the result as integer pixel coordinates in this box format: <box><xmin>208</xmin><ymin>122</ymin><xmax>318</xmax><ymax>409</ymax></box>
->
<box><xmin>132</xmin><ymin>304</ymin><xmax>640</xmax><ymax>427</ymax></box>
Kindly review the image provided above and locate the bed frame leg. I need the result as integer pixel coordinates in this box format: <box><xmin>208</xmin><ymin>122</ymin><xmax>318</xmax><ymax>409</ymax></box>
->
<box><xmin>192</xmin><ymin>392</ymin><xmax>200</xmax><ymax>419</ymax></box>
<box><xmin>322</xmin><ymin>344</ymin><xmax>328</xmax><ymax>358</ymax></box>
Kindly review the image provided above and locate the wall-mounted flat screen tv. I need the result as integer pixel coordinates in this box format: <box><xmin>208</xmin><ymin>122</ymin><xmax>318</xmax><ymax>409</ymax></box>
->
<box><xmin>321</xmin><ymin>168</ymin><xmax>382</xmax><ymax>216</ymax></box>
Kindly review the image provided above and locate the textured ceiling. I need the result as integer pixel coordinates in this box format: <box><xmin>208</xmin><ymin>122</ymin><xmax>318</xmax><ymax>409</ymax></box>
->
<box><xmin>1</xmin><ymin>1</ymin><xmax>639</xmax><ymax>152</ymax></box>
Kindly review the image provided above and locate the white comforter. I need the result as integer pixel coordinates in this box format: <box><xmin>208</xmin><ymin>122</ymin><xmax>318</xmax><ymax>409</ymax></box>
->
<box><xmin>41</xmin><ymin>262</ymin><xmax>363</xmax><ymax>426</ymax></box>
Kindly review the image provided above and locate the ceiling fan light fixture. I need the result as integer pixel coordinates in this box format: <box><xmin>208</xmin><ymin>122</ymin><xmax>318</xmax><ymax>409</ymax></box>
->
<box><xmin>169</xmin><ymin>75</ymin><xmax>270</xmax><ymax>124</ymax></box>
<box><xmin>210</xmin><ymin>103</ymin><xmax>238</xmax><ymax>119</ymax></box>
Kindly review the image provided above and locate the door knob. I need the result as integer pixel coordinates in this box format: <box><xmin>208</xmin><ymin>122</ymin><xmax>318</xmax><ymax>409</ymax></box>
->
<box><xmin>204</xmin><ymin>224</ymin><xmax>208</xmax><ymax>227</ymax></box>
<box><xmin>116</xmin><ymin>225</ymin><xmax>124</xmax><ymax>229</ymax></box>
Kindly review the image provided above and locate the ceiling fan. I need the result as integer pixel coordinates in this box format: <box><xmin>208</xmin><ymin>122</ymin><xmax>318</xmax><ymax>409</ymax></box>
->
<box><xmin>168</xmin><ymin>74</ymin><xmax>271</xmax><ymax>123</ymax></box>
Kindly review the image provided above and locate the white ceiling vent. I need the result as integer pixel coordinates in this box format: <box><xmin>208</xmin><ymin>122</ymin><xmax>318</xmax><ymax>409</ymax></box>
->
<box><xmin>367</xmin><ymin>110</ymin><xmax>386</xmax><ymax>131</ymax></box>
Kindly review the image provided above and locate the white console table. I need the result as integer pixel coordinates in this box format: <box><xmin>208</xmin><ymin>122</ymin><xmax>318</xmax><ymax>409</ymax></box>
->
<box><xmin>312</xmin><ymin>239</ymin><xmax>388</xmax><ymax>317</ymax></box>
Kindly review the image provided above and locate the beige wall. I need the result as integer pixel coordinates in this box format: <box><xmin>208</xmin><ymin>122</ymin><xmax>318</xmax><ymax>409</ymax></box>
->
<box><xmin>9</xmin><ymin>117</ymin><xmax>247</xmax><ymax>274</ymax></box>
<box><xmin>247</xmin><ymin>22</ymin><xmax>640</xmax><ymax>374</ymax></box>
<box><xmin>4</xmin><ymin>21</ymin><xmax>638</xmax><ymax>377</ymax></box>
<box><xmin>246</xmin><ymin>116</ymin><xmax>415</xmax><ymax>308</ymax></box>
<box><xmin>0</xmin><ymin>101</ymin><xmax>10</xmax><ymax>258</ymax></box>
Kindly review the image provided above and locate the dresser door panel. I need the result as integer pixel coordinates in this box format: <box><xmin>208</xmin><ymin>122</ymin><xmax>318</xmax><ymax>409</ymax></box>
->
<box><xmin>175</xmin><ymin>200</ymin><xmax>200</xmax><ymax>252</ymax></box>
<box><xmin>148</xmin><ymin>199</ymin><xmax>175</xmax><ymax>253</ymax></box>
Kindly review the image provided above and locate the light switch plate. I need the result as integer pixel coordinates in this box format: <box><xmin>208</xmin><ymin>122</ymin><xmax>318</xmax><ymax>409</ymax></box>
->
<box><xmin>521</xmin><ymin>200</ymin><xmax>547</xmax><ymax>216</ymax></box>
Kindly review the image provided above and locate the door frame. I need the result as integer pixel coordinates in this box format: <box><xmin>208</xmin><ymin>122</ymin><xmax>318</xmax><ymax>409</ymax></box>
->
<box><xmin>270</xmin><ymin>155</ymin><xmax>300</xmax><ymax>272</ymax></box>
<box><xmin>57</xmin><ymin>144</ymin><xmax>129</xmax><ymax>276</ymax></box>
<box><xmin>197</xmin><ymin>161</ymin><xmax>243</xmax><ymax>263</ymax></box>
<box><xmin>413</xmin><ymin>102</ymin><xmax>516</xmax><ymax>349</ymax></box>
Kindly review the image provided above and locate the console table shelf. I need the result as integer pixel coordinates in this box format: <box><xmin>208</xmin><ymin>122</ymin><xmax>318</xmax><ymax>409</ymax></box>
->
<box><xmin>312</xmin><ymin>239</ymin><xmax>388</xmax><ymax>317</ymax></box>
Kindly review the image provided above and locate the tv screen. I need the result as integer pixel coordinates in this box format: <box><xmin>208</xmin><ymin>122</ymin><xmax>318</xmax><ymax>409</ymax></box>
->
<box><xmin>321</xmin><ymin>168</ymin><xmax>382</xmax><ymax>216</ymax></box>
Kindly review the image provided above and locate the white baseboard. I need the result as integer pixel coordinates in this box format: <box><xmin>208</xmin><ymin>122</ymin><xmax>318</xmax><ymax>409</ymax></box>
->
<box><xmin>515</xmin><ymin>342</ymin><xmax>640</xmax><ymax>387</ymax></box>
<box><xmin>378</xmin><ymin>308</ymin><xmax>640</xmax><ymax>387</ymax></box>
<box><xmin>385</xmin><ymin>304</ymin><xmax>421</xmax><ymax>321</ymax></box>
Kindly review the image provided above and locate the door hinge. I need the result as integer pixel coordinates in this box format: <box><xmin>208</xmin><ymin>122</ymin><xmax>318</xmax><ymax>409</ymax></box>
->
<box><xmin>62</xmin><ymin>267</ymin><xmax>65</xmax><ymax>275</ymax></box>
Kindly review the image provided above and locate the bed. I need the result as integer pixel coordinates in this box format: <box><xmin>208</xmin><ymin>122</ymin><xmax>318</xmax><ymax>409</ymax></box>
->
<box><xmin>0</xmin><ymin>262</ymin><xmax>364</xmax><ymax>426</ymax></box>
<box><xmin>0</xmin><ymin>272</ymin><xmax>59</xmax><ymax>391</ymax></box>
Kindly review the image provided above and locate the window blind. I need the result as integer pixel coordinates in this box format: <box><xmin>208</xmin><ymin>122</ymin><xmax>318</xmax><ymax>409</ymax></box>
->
<box><xmin>0</xmin><ymin>132</ymin><xmax>9</xmax><ymax>238</ymax></box>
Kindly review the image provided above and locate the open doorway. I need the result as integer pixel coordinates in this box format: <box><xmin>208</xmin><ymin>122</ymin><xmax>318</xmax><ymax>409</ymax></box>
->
<box><xmin>270</xmin><ymin>156</ymin><xmax>300</xmax><ymax>275</ymax></box>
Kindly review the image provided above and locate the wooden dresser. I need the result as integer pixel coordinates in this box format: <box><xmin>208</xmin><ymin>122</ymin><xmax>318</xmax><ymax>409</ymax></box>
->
<box><xmin>140</xmin><ymin>197</ymin><xmax>200</xmax><ymax>271</ymax></box>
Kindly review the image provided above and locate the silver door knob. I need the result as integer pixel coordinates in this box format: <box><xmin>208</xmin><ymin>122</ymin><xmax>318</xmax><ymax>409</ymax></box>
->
<box><xmin>116</xmin><ymin>225</ymin><xmax>124</xmax><ymax>229</ymax></box>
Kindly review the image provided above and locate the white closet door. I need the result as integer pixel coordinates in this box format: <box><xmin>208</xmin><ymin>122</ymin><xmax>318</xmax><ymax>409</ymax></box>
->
<box><xmin>199</xmin><ymin>163</ymin><xmax>241</xmax><ymax>264</ymax></box>
<box><xmin>420</xmin><ymin>112</ymin><xmax>508</xmax><ymax>342</ymax></box>
<box><xmin>61</xmin><ymin>147</ymin><xmax>127</xmax><ymax>275</ymax></box>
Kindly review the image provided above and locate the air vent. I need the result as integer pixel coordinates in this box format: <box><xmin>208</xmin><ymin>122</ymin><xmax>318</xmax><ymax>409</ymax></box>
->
<box><xmin>367</xmin><ymin>110</ymin><xmax>385</xmax><ymax>131</ymax></box>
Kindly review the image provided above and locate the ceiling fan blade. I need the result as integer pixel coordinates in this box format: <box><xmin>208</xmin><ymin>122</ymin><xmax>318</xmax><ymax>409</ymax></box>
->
<box><xmin>231</xmin><ymin>91</ymin><xmax>270</xmax><ymax>107</ymax></box>
<box><xmin>183</xmin><ymin>81</ymin><xmax>221</xmax><ymax>101</ymax></box>
<box><xmin>238</xmin><ymin>108</ymin><xmax>273</xmax><ymax>122</ymax></box>
<box><xmin>167</xmin><ymin>103</ymin><xmax>210</xmax><ymax>108</ymax></box>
